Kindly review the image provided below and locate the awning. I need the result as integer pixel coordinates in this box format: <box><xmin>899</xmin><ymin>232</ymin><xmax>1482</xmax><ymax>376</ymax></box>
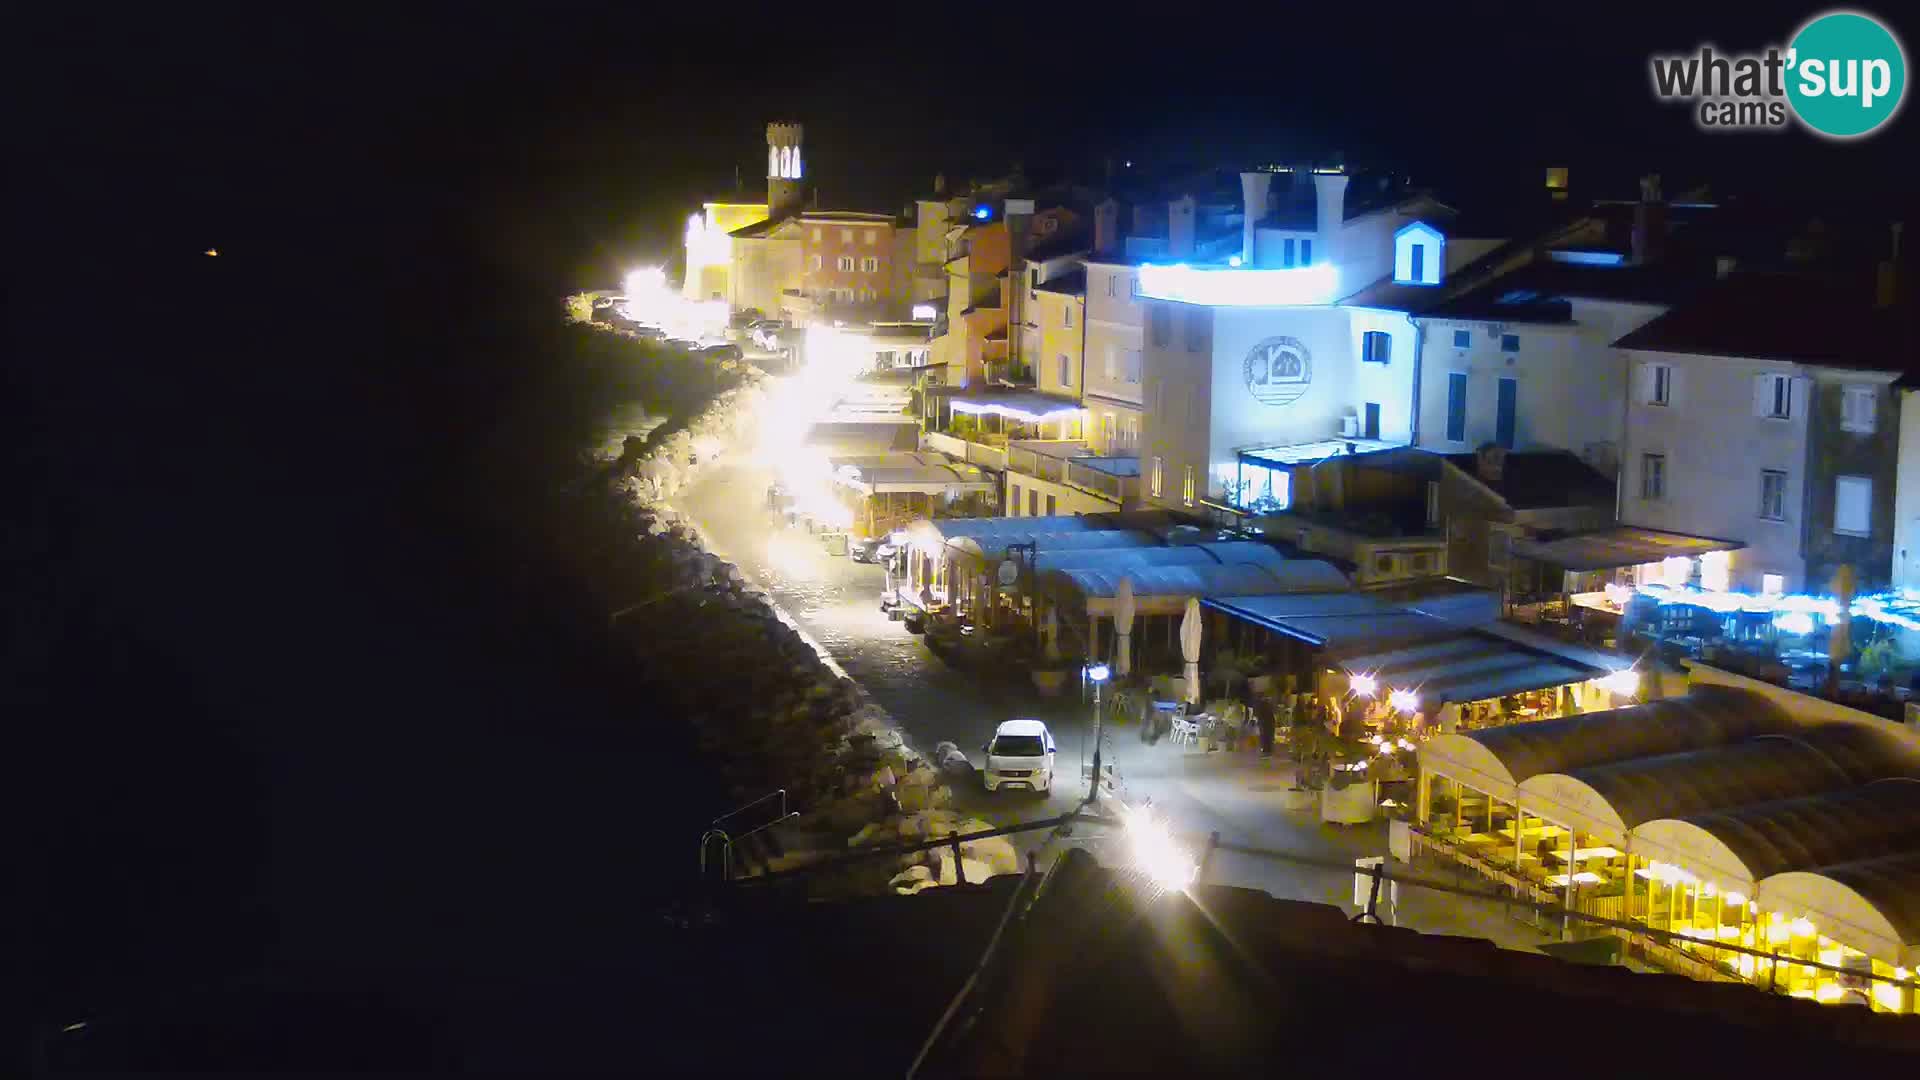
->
<box><xmin>829</xmin><ymin>453</ymin><xmax>997</xmax><ymax>496</ymax></box>
<box><xmin>944</xmin><ymin>389</ymin><xmax>1085</xmax><ymax>424</ymax></box>
<box><xmin>1338</xmin><ymin>633</ymin><xmax>1606</xmax><ymax>710</ymax></box>
<box><xmin>1204</xmin><ymin>592</ymin><xmax>1460</xmax><ymax>656</ymax></box>
<box><xmin>1053</xmin><ymin>560</ymin><xmax>1348</xmax><ymax>616</ymax></box>
<box><xmin>1511</xmin><ymin>527</ymin><xmax>1745</xmax><ymax>572</ymax></box>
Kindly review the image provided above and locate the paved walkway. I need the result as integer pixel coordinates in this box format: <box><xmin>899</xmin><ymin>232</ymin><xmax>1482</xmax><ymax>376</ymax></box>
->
<box><xmin>669</xmin><ymin>416</ymin><xmax>1553</xmax><ymax>953</ymax></box>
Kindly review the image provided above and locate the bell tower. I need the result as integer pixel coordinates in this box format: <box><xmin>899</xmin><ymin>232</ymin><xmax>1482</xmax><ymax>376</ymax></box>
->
<box><xmin>767</xmin><ymin>122</ymin><xmax>804</xmax><ymax>217</ymax></box>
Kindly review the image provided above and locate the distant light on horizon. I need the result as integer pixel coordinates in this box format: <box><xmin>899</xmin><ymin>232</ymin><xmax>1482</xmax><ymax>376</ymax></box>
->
<box><xmin>204</xmin><ymin>248</ymin><xmax>219</xmax><ymax>257</ymax></box>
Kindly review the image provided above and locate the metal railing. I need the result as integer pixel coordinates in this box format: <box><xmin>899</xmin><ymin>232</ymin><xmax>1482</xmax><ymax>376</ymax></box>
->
<box><xmin>700</xmin><ymin>789</ymin><xmax>798</xmax><ymax>882</ymax></box>
<box><xmin>719</xmin><ymin>809</ymin><xmax>1920</xmax><ymax>1013</ymax></box>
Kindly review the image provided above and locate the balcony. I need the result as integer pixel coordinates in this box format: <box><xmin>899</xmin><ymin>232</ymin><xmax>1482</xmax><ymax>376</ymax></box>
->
<box><xmin>924</xmin><ymin>430</ymin><xmax>1006</xmax><ymax>471</ymax></box>
<box><xmin>1006</xmin><ymin>440</ymin><xmax>1141</xmax><ymax>504</ymax></box>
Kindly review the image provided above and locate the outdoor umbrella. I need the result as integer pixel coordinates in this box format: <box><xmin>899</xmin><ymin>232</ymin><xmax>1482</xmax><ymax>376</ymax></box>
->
<box><xmin>1114</xmin><ymin>576</ymin><xmax>1135</xmax><ymax>677</ymax></box>
<box><xmin>1181</xmin><ymin>596</ymin><xmax>1203</xmax><ymax>704</ymax></box>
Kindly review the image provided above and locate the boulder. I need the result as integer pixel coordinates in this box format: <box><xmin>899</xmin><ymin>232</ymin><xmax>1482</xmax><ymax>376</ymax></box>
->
<box><xmin>889</xmin><ymin>865</ymin><xmax>938</xmax><ymax>895</ymax></box>
<box><xmin>932</xmin><ymin>741</ymin><xmax>974</xmax><ymax>778</ymax></box>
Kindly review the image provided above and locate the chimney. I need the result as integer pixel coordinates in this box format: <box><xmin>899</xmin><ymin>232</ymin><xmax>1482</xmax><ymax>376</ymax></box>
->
<box><xmin>1094</xmin><ymin>199</ymin><xmax>1120</xmax><ymax>255</ymax></box>
<box><xmin>1167</xmin><ymin>195</ymin><xmax>1197</xmax><ymax>259</ymax></box>
<box><xmin>1715</xmin><ymin>255</ymin><xmax>1738</xmax><ymax>279</ymax></box>
<box><xmin>1475</xmin><ymin>444</ymin><xmax>1508</xmax><ymax>485</ymax></box>
<box><xmin>1005</xmin><ymin>198</ymin><xmax>1036</xmax><ymax>265</ymax></box>
<box><xmin>1312</xmin><ymin>171</ymin><xmax>1350</xmax><ymax>270</ymax></box>
<box><xmin>1878</xmin><ymin>221</ymin><xmax>1904</xmax><ymax>308</ymax></box>
<box><xmin>1631</xmin><ymin>173</ymin><xmax>1666</xmax><ymax>265</ymax></box>
<box><xmin>1239</xmin><ymin>171</ymin><xmax>1272</xmax><ymax>267</ymax></box>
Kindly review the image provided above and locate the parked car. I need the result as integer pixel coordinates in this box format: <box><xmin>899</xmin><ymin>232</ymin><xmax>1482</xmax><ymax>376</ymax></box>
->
<box><xmin>700</xmin><ymin>342</ymin><xmax>744</xmax><ymax>361</ymax></box>
<box><xmin>850</xmin><ymin>536</ymin><xmax>885</xmax><ymax>563</ymax></box>
<box><xmin>982</xmin><ymin>719</ymin><xmax>1056</xmax><ymax>793</ymax></box>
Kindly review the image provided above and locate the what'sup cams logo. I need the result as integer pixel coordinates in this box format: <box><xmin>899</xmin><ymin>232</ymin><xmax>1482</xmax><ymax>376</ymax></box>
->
<box><xmin>1650</xmin><ymin>10</ymin><xmax>1906</xmax><ymax>138</ymax></box>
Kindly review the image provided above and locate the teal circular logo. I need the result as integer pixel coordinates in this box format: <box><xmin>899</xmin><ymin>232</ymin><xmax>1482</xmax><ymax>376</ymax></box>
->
<box><xmin>1787</xmin><ymin>11</ymin><xmax>1906</xmax><ymax>138</ymax></box>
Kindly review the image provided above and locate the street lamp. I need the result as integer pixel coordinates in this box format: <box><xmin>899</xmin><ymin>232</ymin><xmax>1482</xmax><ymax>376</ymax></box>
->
<box><xmin>1085</xmin><ymin>662</ymin><xmax>1111</xmax><ymax>804</ymax></box>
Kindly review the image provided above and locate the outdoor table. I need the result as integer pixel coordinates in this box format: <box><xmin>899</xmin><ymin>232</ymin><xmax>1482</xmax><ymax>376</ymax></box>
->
<box><xmin>1495</xmin><ymin>822</ymin><xmax>1565</xmax><ymax>841</ymax></box>
<box><xmin>1545</xmin><ymin>846</ymin><xmax>1623</xmax><ymax>862</ymax></box>
<box><xmin>1545</xmin><ymin>872</ymin><xmax>1605</xmax><ymax>887</ymax></box>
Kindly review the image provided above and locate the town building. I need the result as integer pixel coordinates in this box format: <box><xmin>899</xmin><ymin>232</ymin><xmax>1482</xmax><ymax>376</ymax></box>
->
<box><xmin>1614</xmin><ymin>271</ymin><xmax>1906</xmax><ymax>594</ymax></box>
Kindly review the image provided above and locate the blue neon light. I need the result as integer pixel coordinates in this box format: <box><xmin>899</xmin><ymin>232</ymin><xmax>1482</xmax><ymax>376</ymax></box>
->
<box><xmin>972</xmin><ymin>205</ymin><xmax>992</xmax><ymax>221</ymax></box>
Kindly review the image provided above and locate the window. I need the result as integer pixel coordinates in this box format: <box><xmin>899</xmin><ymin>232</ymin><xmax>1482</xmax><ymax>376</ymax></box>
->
<box><xmin>1363</xmin><ymin>402</ymin><xmax>1381</xmax><ymax>440</ymax></box>
<box><xmin>1150</xmin><ymin>306</ymin><xmax>1171</xmax><ymax>347</ymax></box>
<box><xmin>1125</xmin><ymin>349</ymin><xmax>1142</xmax><ymax>383</ymax></box>
<box><xmin>864</xmin><ymin>230</ymin><xmax>877</xmax><ymax>245</ymax></box>
<box><xmin>1445</xmin><ymin>373</ymin><xmax>1468</xmax><ymax>442</ymax></box>
<box><xmin>1425</xmin><ymin>481</ymin><xmax>1440</xmax><ymax>527</ymax></box>
<box><xmin>1756</xmin><ymin>373</ymin><xmax>1792</xmax><ymax>419</ymax></box>
<box><xmin>837</xmin><ymin>256</ymin><xmax>855</xmax><ymax>272</ymax></box>
<box><xmin>1101</xmin><ymin>413</ymin><xmax>1115</xmax><ymax>445</ymax></box>
<box><xmin>1759</xmin><ymin>468</ymin><xmax>1787</xmax><ymax>520</ymax></box>
<box><xmin>1842</xmin><ymin>385</ymin><xmax>1877</xmax><ymax>433</ymax></box>
<box><xmin>1375</xmin><ymin>554</ymin><xmax>1397</xmax><ymax>575</ymax></box>
<box><xmin>809</xmin><ymin>254</ymin><xmax>822</xmax><ymax>271</ymax></box>
<box><xmin>1282</xmin><ymin>238</ymin><xmax>1296</xmax><ymax>267</ymax></box>
<box><xmin>1835</xmin><ymin>475</ymin><xmax>1872</xmax><ymax>535</ymax></box>
<box><xmin>1409</xmin><ymin>243</ymin><xmax>1425</xmax><ymax>282</ymax></box>
<box><xmin>1063</xmin><ymin>305</ymin><xmax>1073</xmax><ymax>328</ymax></box>
<box><xmin>1105</xmin><ymin>273</ymin><xmax>1117</xmax><ymax>298</ymax></box>
<box><xmin>1128</xmin><ymin>274</ymin><xmax>1141</xmax><ymax>299</ymax></box>
<box><xmin>1411</xmin><ymin>552</ymin><xmax>1433</xmax><ymax>573</ymax></box>
<box><xmin>1299</xmin><ymin>238</ymin><xmax>1311</xmax><ymax>265</ymax></box>
<box><xmin>1182</xmin><ymin>465</ymin><xmax>1196</xmax><ymax>507</ymax></box>
<box><xmin>1028</xmin><ymin>489</ymin><xmax>1039</xmax><ymax>517</ymax></box>
<box><xmin>839</xmin><ymin>228</ymin><xmax>853</xmax><ymax>243</ymax></box>
<box><xmin>1046</xmin><ymin>494</ymin><xmax>1057</xmax><ymax>516</ymax></box>
<box><xmin>1183</xmin><ymin>309</ymin><xmax>1205</xmax><ymax>352</ymax></box>
<box><xmin>1009</xmin><ymin>484</ymin><xmax>1021</xmax><ymax>515</ymax></box>
<box><xmin>1641</xmin><ymin>453</ymin><xmax>1667</xmax><ymax>500</ymax></box>
<box><xmin>811</xmin><ymin>227</ymin><xmax>822</xmax><ymax>243</ymax></box>
<box><xmin>1500</xmin><ymin>334</ymin><xmax>1520</xmax><ymax>353</ymax></box>
<box><xmin>1122</xmin><ymin>415</ymin><xmax>1140</xmax><ymax>446</ymax></box>
<box><xmin>1151</xmin><ymin>456</ymin><xmax>1164</xmax><ymax>497</ymax></box>
<box><xmin>860</xmin><ymin>256</ymin><xmax>879</xmax><ymax>273</ymax></box>
<box><xmin>1361</xmin><ymin>330</ymin><xmax>1391</xmax><ymax>364</ymax></box>
<box><xmin>1058</xmin><ymin>354</ymin><xmax>1072</xmax><ymax>388</ymax></box>
<box><xmin>1452</xmin><ymin>329</ymin><xmax>1471</xmax><ymax>348</ymax></box>
<box><xmin>1648</xmin><ymin>363</ymin><xmax>1672</xmax><ymax>406</ymax></box>
<box><xmin>1103</xmin><ymin>345</ymin><xmax>1117</xmax><ymax>379</ymax></box>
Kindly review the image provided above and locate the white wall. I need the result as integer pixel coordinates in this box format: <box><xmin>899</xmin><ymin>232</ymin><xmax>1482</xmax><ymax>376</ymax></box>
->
<box><xmin>1345</xmin><ymin>308</ymin><xmax>1419</xmax><ymax>443</ymax></box>
<box><xmin>1141</xmin><ymin>303</ymin><xmax>1357</xmax><ymax>510</ymax></box>
<box><xmin>1895</xmin><ymin>388</ymin><xmax>1920</xmax><ymax>589</ymax></box>
<box><xmin>1620</xmin><ymin>349</ymin><xmax>1811</xmax><ymax>591</ymax></box>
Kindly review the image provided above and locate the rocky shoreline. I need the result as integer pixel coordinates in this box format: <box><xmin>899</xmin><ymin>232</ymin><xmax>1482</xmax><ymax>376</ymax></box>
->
<box><xmin>571</xmin><ymin>310</ymin><xmax>1006</xmax><ymax>893</ymax></box>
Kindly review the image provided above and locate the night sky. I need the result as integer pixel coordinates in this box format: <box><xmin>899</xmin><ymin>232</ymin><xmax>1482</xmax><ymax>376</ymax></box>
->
<box><xmin>14</xmin><ymin>2</ymin><xmax>1915</xmax><ymax>1068</ymax></box>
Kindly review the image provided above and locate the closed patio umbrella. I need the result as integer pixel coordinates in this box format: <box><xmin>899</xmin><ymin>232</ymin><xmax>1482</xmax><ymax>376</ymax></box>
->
<box><xmin>1114</xmin><ymin>576</ymin><xmax>1135</xmax><ymax>677</ymax></box>
<box><xmin>1181</xmin><ymin>596</ymin><xmax>1203</xmax><ymax>704</ymax></box>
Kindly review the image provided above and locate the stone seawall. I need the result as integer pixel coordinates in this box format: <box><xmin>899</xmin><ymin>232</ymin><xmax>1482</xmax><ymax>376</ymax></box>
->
<box><xmin>572</xmin><ymin>305</ymin><xmax>989</xmax><ymax>892</ymax></box>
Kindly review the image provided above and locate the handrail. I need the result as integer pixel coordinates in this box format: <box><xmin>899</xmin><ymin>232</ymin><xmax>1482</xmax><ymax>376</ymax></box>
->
<box><xmin>712</xmin><ymin>789</ymin><xmax>786</xmax><ymax>830</ymax></box>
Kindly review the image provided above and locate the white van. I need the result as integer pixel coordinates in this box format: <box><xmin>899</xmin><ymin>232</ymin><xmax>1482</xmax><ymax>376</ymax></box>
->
<box><xmin>982</xmin><ymin>719</ymin><xmax>1056</xmax><ymax>793</ymax></box>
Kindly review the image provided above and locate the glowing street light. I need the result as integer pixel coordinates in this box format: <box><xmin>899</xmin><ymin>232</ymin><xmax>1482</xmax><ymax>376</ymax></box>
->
<box><xmin>1388</xmin><ymin>689</ymin><xmax>1419</xmax><ymax>714</ymax></box>
<box><xmin>1348</xmin><ymin>673</ymin><xmax>1377</xmax><ymax>697</ymax></box>
<box><xmin>1087</xmin><ymin>661</ymin><xmax>1112</xmax><ymax>802</ymax></box>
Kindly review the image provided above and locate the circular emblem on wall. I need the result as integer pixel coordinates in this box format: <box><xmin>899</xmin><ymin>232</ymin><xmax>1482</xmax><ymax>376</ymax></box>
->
<box><xmin>1243</xmin><ymin>336</ymin><xmax>1312</xmax><ymax>406</ymax></box>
